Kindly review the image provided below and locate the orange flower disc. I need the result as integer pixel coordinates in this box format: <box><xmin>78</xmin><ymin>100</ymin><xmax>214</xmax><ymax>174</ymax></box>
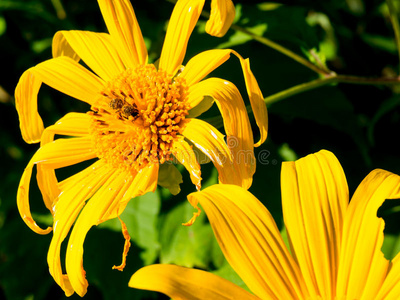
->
<box><xmin>88</xmin><ymin>64</ymin><xmax>189</xmax><ymax>173</ymax></box>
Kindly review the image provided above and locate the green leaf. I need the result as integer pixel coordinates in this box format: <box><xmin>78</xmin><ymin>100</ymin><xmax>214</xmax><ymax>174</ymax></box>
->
<box><xmin>100</xmin><ymin>191</ymin><xmax>161</xmax><ymax>265</ymax></box>
<box><xmin>158</xmin><ymin>163</ymin><xmax>183</xmax><ymax>195</ymax></box>
<box><xmin>159</xmin><ymin>201</ymin><xmax>214</xmax><ymax>268</ymax></box>
<box><xmin>0</xmin><ymin>15</ymin><xmax>6</xmax><ymax>36</ymax></box>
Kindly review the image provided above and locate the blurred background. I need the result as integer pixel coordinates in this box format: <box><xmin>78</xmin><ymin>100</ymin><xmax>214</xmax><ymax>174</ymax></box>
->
<box><xmin>1</xmin><ymin>0</ymin><xmax>400</xmax><ymax>299</ymax></box>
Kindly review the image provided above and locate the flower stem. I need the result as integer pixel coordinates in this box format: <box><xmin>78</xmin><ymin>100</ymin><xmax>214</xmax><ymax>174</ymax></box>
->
<box><xmin>230</xmin><ymin>24</ymin><xmax>332</xmax><ymax>76</ymax></box>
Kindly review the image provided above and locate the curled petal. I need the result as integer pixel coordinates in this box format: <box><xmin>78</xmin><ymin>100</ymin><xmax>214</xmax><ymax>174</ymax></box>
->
<box><xmin>281</xmin><ymin>150</ymin><xmax>349</xmax><ymax>298</ymax></box>
<box><xmin>15</xmin><ymin>57</ymin><xmax>104</xmax><ymax>143</ymax></box>
<box><xmin>98</xmin><ymin>0</ymin><xmax>148</xmax><ymax>67</ymax></box>
<box><xmin>182</xmin><ymin>49</ymin><xmax>268</xmax><ymax>147</ymax></box>
<box><xmin>181</xmin><ymin>118</ymin><xmax>244</xmax><ymax>187</ymax></box>
<box><xmin>205</xmin><ymin>0</ymin><xmax>235</xmax><ymax>37</ymax></box>
<box><xmin>48</xmin><ymin>161</ymin><xmax>112</xmax><ymax>297</ymax></box>
<box><xmin>17</xmin><ymin>137</ymin><xmax>95</xmax><ymax>234</ymax></box>
<box><xmin>65</xmin><ymin>163</ymin><xmax>158</xmax><ymax>296</ymax></box>
<box><xmin>189</xmin><ymin>78</ymin><xmax>254</xmax><ymax>189</ymax></box>
<box><xmin>37</xmin><ymin>113</ymin><xmax>91</xmax><ymax>211</ymax></box>
<box><xmin>187</xmin><ymin>185</ymin><xmax>308</xmax><ymax>299</ymax></box>
<box><xmin>129</xmin><ymin>264</ymin><xmax>259</xmax><ymax>300</ymax></box>
<box><xmin>53</xmin><ymin>31</ymin><xmax>125</xmax><ymax>81</ymax></box>
<box><xmin>171</xmin><ymin>137</ymin><xmax>202</xmax><ymax>190</ymax></box>
<box><xmin>159</xmin><ymin>0</ymin><xmax>205</xmax><ymax>74</ymax></box>
<box><xmin>337</xmin><ymin>169</ymin><xmax>400</xmax><ymax>299</ymax></box>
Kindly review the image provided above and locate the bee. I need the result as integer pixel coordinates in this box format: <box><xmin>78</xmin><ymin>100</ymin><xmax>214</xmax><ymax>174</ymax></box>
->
<box><xmin>109</xmin><ymin>98</ymin><xmax>124</xmax><ymax>110</ymax></box>
<box><xmin>121</xmin><ymin>103</ymin><xmax>139</xmax><ymax>119</ymax></box>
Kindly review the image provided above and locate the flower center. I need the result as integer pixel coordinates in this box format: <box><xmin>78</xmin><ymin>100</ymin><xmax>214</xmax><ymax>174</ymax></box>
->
<box><xmin>88</xmin><ymin>64</ymin><xmax>189</xmax><ymax>173</ymax></box>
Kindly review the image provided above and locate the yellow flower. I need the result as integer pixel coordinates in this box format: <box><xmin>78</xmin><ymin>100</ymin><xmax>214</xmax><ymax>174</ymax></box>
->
<box><xmin>129</xmin><ymin>150</ymin><xmax>400</xmax><ymax>299</ymax></box>
<box><xmin>15</xmin><ymin>0</ymin><xmax>267</xmax><ymax>297</ymax></box>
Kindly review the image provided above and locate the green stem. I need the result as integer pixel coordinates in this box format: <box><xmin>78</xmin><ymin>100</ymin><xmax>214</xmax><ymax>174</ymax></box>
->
<box><xmin>230</xmin><ymin>24</ymin><xmax>332</xmax><ymax>76</ymax></box>
<box><xmin>51</xmin><ymin>0</ymin><xmax>66</xmax><ymax>20</ymax></box>
<box><xmin>386</xmin><ymin>0</ymin><xmax>400</xmax><ymax>74</ymax></box>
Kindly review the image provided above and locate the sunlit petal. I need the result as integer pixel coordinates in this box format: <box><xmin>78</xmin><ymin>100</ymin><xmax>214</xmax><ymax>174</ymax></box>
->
<box><xmin>37</xmin><ymin>113</ymin><xmax>91</xmax><ymax>211</ymax></box>
<box><xmin>238</xmin><ymin>57</ymin><xmax>268</xmax><ymax>147</ymax></box>
<box><xmin>15</xmin><ymin>57</ymin><xmax>104</xmax><ymax>143</ymax></box>
<box><xmin>182</xmin><ymin>49</ymin><xmax>268</xmax><ymax>147</ymax></box>
<box><xmin>181</xmin><ymin>118</ymin><xmax>243</xmax><ymax>187</ymax></box>
<box><xmin>337</xmin><ymin>169</ymin><xmax>400</xmax><ymax>299</ymax></box>
<box><xmin>53</xmin><ymin>31</ymin><xmax>125</xmax><ymax>81</ymax></box>
<box><xmin>281</xmin><ymin>150</ymin><xmax>348</xmax><ymax>298</ymax></box>
<box><xmin>189</xmin><ymin>78</ymin><xmax>254</xmax><ymax>189</ymax></box>
<box><xmin>205</xmin><ymin>0</ymin><xmax>235</xmax><ymax>37</ymax></box>
<box><xmin>181</xmin><ymin>49</ymin><xmax>232</xmax><ymax>86</ymax></box>
<box><xmin>98</xmin><ymin>0</ymin><xmax>147</xmax><ymax>68</ymax></box>
<box><xmin>159</xmin><ymin>0</ymin><xmax>205</xmax><ymax>74</ymax></box>
<box><xmin>65</xmin><ymin>163</ymin><xmax>158</xmax><ymax>296</ymax></box>
<box><xmin>52</xmin><ymin>31</ymin><xmax>80</xmax><ymax>61</ymax></box>
<box><xmin>15</xmin><ymin>69</ymin><xmax>44</xmax><ymax>143</ymax></box>
<box><xmin>187</xmin><ymin>184</ymin><xmax>308</xmax><ymax>299</ymax></box>
<box><xmin>17</xmin><ymin>137</ymin><xmax>95</xmax><ymax>235</ymax></box>
<box><xmin>171</xmin><ymin>137</ymin><xmax>202</xmax><ymax>190</ymax></box>
<box><xmin>129</xmin><ymin>264</ymin><xmax>259</xmax><ymax>300</ymax></box>
<box><xmin>47</xmin><ymin>161</ymin><xmax>111</xmax><ymax>297</ymax></box>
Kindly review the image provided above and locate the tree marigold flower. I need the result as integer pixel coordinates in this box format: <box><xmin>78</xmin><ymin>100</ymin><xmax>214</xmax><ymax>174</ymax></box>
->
<box><xmin>15</xmin><ymin>0</ymin><xmax>267</xmax><ymax>297</ymax></box>
<box><xmin>129</xmin><ymin>150</ymin><xmax>400</xmax><ymax>300</ymax></box>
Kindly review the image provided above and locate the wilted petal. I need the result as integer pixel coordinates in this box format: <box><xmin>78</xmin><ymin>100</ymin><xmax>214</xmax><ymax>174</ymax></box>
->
<box><xmin>205</xmin><ymin>0</ymin><xmax>235</xmax><ymax>37</ymax></box>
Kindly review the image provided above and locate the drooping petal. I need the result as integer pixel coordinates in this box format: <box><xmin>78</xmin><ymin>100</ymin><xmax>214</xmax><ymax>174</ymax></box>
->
<box><xmin>336</xmin><ymin>169</ymin><xmax>400</xmax><ymax>299</ymax></box>
<box><xmin>129</xmin><ymin>264</ymin><xmax>259</xmax><ymax>300</ymax></box>
<box><xmin>47</xmin><ymin>160</ymin><xmax>112</xmax><ymax>297</ymax></box>
<box><xmin>239</xmin><ymin>57</ymin><xmax>268</xmax><ymax>147</ymax></box>
<box><xmin>17</xmin><ymin>137</ymin><xmax>96</xmax><ymax>235</ymax></box>
<box><xmin>159</xmin><ymin>0</ymin><xmax>205</xmax><ymax>75</ymax></box>
<box><xmin>15</xmin><ymin>57</ymin><xmax>104</xmax><ymax>143</ymax></box>
<box><xmin>189</xmin><ymin>78</ymin><xmax>254</xmax><ymax>189</ymax></box>
<box><xmin>65</xmin><ymin>163</ymin><xmax>158</xmax><ymax>296</ymax></box>
<box><xmin>186</xmin><ymin>185</ymin><xmax>308</xmax><ymax>299</ymax></box>
<box><xmin>281</xmin><ymin>150</ymin><xmax>349</xmax><ymax>299</ymax></box>
<box><xmin>171</xmin><ymin>137</ymin><xmax>202</xmax><ymax>190</ymax></box>
<box><xmin>37</xmin><ymin>113</ymin><xmax>92</xmax><ymax>211</ymax></box>
<box><xmin>14</xmin><ymin>69</ymin><xmax>44</xmax><ymax>143</ymax></box>
<box><xmin>52</xmin><ymin>31</ymin><xmax>125</xmax><ymax>81</ymax></box>
<box><xmin>182</xmin><ymin>49</ymin><xmax>268</xmax><ymax>147</ymax></box>
<box><xmin>97</xmin><ymin>0</ymin><xmax>148</xmax><ymax>68</ymax></box>
<box><xmin>181</xmin><ymin>118</ymin><xmax>243</xmax><ymax>187</ymax></box>
<box><xmin>205</xmin><ymin>0</ymin><xmax>235</xmax><ymax>37</ymax></box>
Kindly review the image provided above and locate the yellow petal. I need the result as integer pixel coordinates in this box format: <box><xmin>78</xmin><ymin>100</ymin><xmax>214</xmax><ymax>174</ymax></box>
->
<box><xmin>14</xmin><ymin>69</ymin><xmax>44</xmax><ymax>143</ymax></box>
<box><xmin>17</xmin><ymin>137</ymin><xmax>96</xmax><ymax>235</ymax></box>
<box><xmin>15</xmin><ymin>57</ymin><xmax>104</xmax><ymax>143</ymax></box>
<box><xmin>98</xmin><ymin>0</ymin><xmax>147</xmax><ymax>68</ymax></box>
<box><xmin>239</xmin><ymin>57</ymin><xmax>268</xmax><ymax>147</ymax></box>
<box><xmin>181</xmin><ymin>49</ymin><xmax>232</xmax><ymax>86</ymax></box>
<box><xmin>129</xmin><ymin>264</ymin><xmax>260</xmax><ymax>300</ymax></box>
<box><xmin>205</xmin><ymin>0</ymin><xmax>235</xmax><ymax>37</ymax></box>
<box><xmin>159</xmin><ymin>0</ymin><xmax>205</xmax><ymax>75</ymax></box>
<box><xmin>281</xmin><ymin>150</ymin><xmax>349</xmax><ymax>299</ymax></box>
<box><xmin>52</xmin><ymin>31</ymin><xmax>80</xmax><ymax>61</ymax></box>
<box><xmin>65</xmin><ymin>163</ymin><xmax>158</xmax><ymax>296</ymax></box>
<box><xmin>182</xmin><ymin>50</ymin><xmax>268</xmax><ymax>147</ymax></box>
<box><xmin>181</xmin><ymin>118</ymin><xmax>243</xmax><ymax>187</ymax></box>
<box><xmin>171</xmin><ymin>138</ymin><xmax>202</xmax><ymax>190</ymax></box>
<box><xmin>187</xmin><ymin>184</ymin><xmax>308</xmax><ymax>299</ymax></box>
<box><xmin>47</xmin><ymin>161</ymin><xmax>112</xmax><ymax>297</ymax></box>
<box><xmin>37</xmin><ymin>113</ymin><xmax>91</xmax><ymax>211</ymax></box>
<box><xmin>378</xmin><ymin>254</ymin><xmax>400</xmax><ymax>299</ymax></box>
<box><xmin>336</xmin><ymin>169</ymin><xmax>400</xmax><ymax>299</ymax></box>
<box><xmin>52</xmin><ymin>31</ymin><xmax>125</xmax><ymax>81</ymax></box>
<box><xmin>189</xmin><ymin>78</ymin><xmax>254</xmax><ymax>189</ymax></box>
